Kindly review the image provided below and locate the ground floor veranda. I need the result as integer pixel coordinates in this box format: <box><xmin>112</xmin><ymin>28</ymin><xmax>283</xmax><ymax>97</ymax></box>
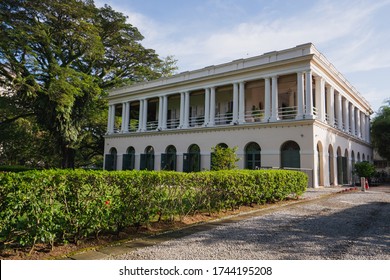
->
<box><xmin>104</xmin><ymin>120</ymin><xmax>372</xmax><ymax>188</ymax></box>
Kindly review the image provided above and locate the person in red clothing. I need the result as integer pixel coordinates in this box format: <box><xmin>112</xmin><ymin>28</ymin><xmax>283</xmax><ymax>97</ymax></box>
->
<box><xmin>365</xmin><ymin>179</ymin><xmax>369</xmax><ymax>190</ymax></box>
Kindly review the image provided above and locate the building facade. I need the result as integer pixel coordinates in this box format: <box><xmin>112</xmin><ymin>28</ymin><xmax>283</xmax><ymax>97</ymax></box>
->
<box><xmin>104</xmin><ymin>43</ymin><xmax>373</xmax><ymax>187</ymax></box>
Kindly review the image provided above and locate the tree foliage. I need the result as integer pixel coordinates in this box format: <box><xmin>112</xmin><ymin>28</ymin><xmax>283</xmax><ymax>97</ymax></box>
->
<box><xmin>371</xmin><ymin>100</ymin><xmax>390</xmax><ymax>161</ymax></box>
<box><xmin>210</xmin><ymin>145</ymin><xmax>239</xmax><ymax>171</ymax></box>
<box><xmin>353</xmin><ymin>161</ymin><xmax>375</xmax><ymax>179</ymax></box>
<box><xmin>0</xmin><ymin>0</ymin><xmax>177</xmax><ymax>168</ymax></box>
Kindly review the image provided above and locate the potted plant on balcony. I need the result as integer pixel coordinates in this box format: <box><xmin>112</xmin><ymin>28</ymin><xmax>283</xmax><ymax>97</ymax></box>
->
<box><xmin>251</xmin><ymin>105</ymin><xmax>263</xmax><ymax>122</ymax></box>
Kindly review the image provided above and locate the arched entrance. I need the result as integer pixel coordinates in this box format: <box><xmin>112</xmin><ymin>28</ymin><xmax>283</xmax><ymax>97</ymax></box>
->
<box><xmin>183</xmin><ymin>144</ymin><xmax>201</xmax><ymax>172</ymax></box>
<box><xmin>337</xmin><ymin>147</ymin><xmax>343</xmax><ymax>185</ymax></box>
<box><xmin>245</xmin><ymin>142</ymin><xmax>261</xmax><ymax>169</ymax></box>
<box><xmin>317</xmin><ymin>142</ymin><xmax>324</xmax><ymax>186</ymax></box>
<box><xmin>281</xmin><ymin>141</ymin><xmax>300</xmax><ymax>168</ymax></box>
<box><xmin>105</xmin><ymin>147</ymin><xmax>117</xmax><ymax>171</ymax></box>
<box><xmin>140</xmin><ymin>146</ymin><xmax>154</xmax><ymax>170</ymax></box>
<box><xmin>161</xmin><ymin>145</ymin><xmax>177</xmax><ymax>171</ymax></box>
<box><xmin>123</xmin><ymin>146</ymin><xmax>135</xmax><ymax>170</ymax></box>
<box><xmin>328</xmin><ymin>145</ymin><xmax>334</xmax><ymax>185</ymax></box>
<box><xmin>344</xmin><ymin>149</ymin><xmax>349</xmax><ymax>185</ymax></box>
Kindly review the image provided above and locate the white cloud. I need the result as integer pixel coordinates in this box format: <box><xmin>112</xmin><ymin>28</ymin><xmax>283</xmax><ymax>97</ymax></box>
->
<box><xmin>121</xmin><ymin>0</ymin><xmax>388</xmax><ymax>74</ymax></box>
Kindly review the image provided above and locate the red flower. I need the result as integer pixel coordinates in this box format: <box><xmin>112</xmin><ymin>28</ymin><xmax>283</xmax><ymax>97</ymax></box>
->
<box><xmin>105</xmin><ymin>200</ymin><xmax>110</xmax><ymax>205</ymax></box>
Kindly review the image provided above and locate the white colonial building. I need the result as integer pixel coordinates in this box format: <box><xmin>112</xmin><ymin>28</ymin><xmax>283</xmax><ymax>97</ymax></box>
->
<box><xmin>104</xmin><ymin>43</ymin><xmax>373</xmax><ymax>187</ymax></box>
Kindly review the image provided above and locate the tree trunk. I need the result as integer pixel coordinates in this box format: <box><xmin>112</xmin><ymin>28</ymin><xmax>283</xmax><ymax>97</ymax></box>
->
<box><xmin>61</xmin><ymin>146</ymin><xmax>76</xmax><ymax>169</ymax></box>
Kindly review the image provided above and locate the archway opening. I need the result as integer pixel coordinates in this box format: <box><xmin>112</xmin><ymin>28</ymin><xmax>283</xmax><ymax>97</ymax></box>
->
<box><xmin>245</xmin><ymin>142</ymin><xmax>261</xmax><ymax>169</ymax></box>
<box><xmin>281</xmin><ymin>141</ymin><xmax>300</xmax><ymax>168</ymax></box>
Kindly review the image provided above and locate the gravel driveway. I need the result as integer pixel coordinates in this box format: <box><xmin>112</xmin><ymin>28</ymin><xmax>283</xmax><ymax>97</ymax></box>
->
<box><xmin>107</xmin><ymin>186</ymin><xmax>390</xmax><ymax>260</ymax></box>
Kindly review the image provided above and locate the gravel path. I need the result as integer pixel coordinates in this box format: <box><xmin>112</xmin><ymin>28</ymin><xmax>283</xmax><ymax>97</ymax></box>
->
<box><xmin>107</xmin><ymin>187</ymin><xmax>390</xmax><ymax>260</ymax></box>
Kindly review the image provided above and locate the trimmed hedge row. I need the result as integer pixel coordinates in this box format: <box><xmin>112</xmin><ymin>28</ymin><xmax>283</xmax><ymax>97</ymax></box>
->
<box><xmin>0</xmin><ymin>169</ymin><xmax>307</xmax><ymax>248</ymax></box>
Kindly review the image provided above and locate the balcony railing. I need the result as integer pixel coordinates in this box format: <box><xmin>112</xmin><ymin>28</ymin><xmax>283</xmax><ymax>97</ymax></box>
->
<box><xmin>245</xmin><ymin>109</ymin><xmax>265</xmax><ymax>123</ymax></box>
<box><xmin>109</xmin><ymin>106</ymin><xmax>357</xmax><ymax>135</ymax></box>
<box><xmin>189</xmin><ymin>115</ymin><xmax>205</xmax><ymax>127</ymax></box>
<box><xmin>167</xmin><ymin>119</ymin><xmax>180</xmax><ymax>129</ymax></box>
<box><xmin>279</xmin><ymin>106</ymin><xmax>297</xmax><ymax>119</ymax></box>
<box><xmin>215</xmin><ymin>112</ymin><xmax>233</xmax><ymax>125</ymax></box>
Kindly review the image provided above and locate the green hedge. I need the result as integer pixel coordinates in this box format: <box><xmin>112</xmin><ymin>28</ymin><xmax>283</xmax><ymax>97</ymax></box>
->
<box><xmin>0</xmin><ymin>169</ymin><xmax>307</xmax><ymax>248</ymax></box>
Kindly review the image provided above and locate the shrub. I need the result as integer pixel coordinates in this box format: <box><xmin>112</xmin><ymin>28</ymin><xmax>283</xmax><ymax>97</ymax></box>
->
<box><xmin>210</xmin><ymin>146</ymin><xmax>239</xmax><ymax>171</ymax></box>
<box><xmin>0</xmin><ymin>169</ymin><xmax>307</xmax><ymax>249</ymax></box>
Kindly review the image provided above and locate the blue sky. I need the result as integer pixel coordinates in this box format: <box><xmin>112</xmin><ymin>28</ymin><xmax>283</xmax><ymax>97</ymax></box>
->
<box><xmin>95</xmin><ymin>0</ymin><xmax>390</xmax><ymax>114</ymax></box>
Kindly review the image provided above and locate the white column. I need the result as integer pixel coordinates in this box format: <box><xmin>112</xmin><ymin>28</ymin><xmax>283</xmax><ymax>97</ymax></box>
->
<box><xmin>296</xmin><ymin>72</ymin><xmax>304</xmax><ymax>120</ymax></box>
<box><xmin>122</xmin><ymin>102</ymin><xmax>130</xmax><ymax>133</ymax></box>
<box><xmin>143</xmin><ymin>99</ymin><xmax>148</xmax><ymax>131</ymax></box>
<box><xmin>361</xmin><ymin>112</ymin><xmax>366</xmax><ymax>141</ymax></box>
<box><xmin>209</xmin><ymin>87</ymin><xmax>216</xmax><ymax>126</ymax></box>
<box><xmin>336</xmin><ymin>92</ymin><xmax>343</xmax><ymax>130</ymax></box>
<box><xmin>327</xmin><ymin>85</ymin><xmax>335</xmax><ymax>126</ymax></box>
<box><xmin>343</xmin><ymin>98</ymin><xmax>349</xmax><ymax>133</ymax></box>
<box><xmin>356</xmin><ymin>109</ymin><xmax>361</xmax><ymax>138</ymax></box>
<box><xmin>158</xmin><ymin>96</ymin><xmax>163</xmax><ymax>129</ymax></box>
<box><xmin>232</xmin><ymin>83</ymin><xmax>239</xmax><ymax>124</ymax></box>
<box><xmin>350</xmin><ymin>104</ymin><xmax>356</xmax><ymax>136</ymax></box>
<box><xmin>107</xmin><ymin>104</ymin><xmax>114</xmax><ymax>134</ymax></box>
<box><xmin>203</xmin><ymin>88</ymin><xmax>210</xmax><ymax>126</ymax></box>
<box><xmin>270</xmin><ymin>76</ymin><xmax>279</xmax><ymax>122</ymax></box>
<box><xmin>315</xmin><ymin>76</ymin><xmax>326</xmax><ymax>122</ymax></box>
<box><xmin>121</xmin><ymin>103</ymin><xmax>126</xmax><ymax>132</ymax></box>
<box><xmin>162</xmin><ymin>95</ymin><xmax>168</xmax><ymax>130</ymax></box>
<box><xmin>238</xmin><ymin>82</ymin><xmax>246</xmax><ymax>123</ymax></box>
<box><xmin>305</xmin><ymin>71</ymin><xmax>314</xmax><ymax>119</ymax></box>
<box><xmin>264</xmin><ymin>77</ymin><xmax>271</xmax><ymax>121</ymax></box>
<box><xmin>138</xmin><ymin>100</ymin><xmax>144</xmax><ymax>132</ymax></box>
<box><xmin>179</xmin><ymin>92</ymin><xmax>185</xmax><ymax>128</ymax></box>
<box><xmin>183</xmin><ymin>91</ymin><xmax>190</xmax><ymax>128</ymax></box>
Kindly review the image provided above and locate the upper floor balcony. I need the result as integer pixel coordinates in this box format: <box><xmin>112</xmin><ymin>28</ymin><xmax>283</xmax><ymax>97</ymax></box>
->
<box><xmin>106</xmin><ymin>69</ymin><xmax>371</xmax><ymax>144</ymax></box>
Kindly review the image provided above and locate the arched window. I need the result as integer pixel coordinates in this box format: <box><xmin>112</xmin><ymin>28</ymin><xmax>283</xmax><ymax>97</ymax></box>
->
<box><xmin>328</xmin><ymin>145</ymin><xmax>334</xmax><ymax>185</ymax></box>
<box><xmin>280</xmin><ymin>141</ymin><xmax>300</xmax><ymax>168</ymax></box>
<box><xmin>317</xmin><ymin>142</ymin><xmax>324</xmax><ymax>186</ymax></box>
<box><xmin>183</xmin><ymin>144</ymin><xmax>201</xmax><ymax>172</ymax></box>
<box><xmin>161</xmin><ymin>145</ymin><xmax>177</xmax><ymax>171</ymax></box>
<box><xmin>217</xmin><ymin>143</ymin><xmax>228</xmax><ymax>149</ymax></box>
<box><xmin>351</xmin><ymin>151</ymin><xmax>356</xmax><ymax>184</ymax></box>
<box><xmin>245</xmin><ymin>142</ymin><xmax>261</xmax><ymax>169</ymax></box>
<box><xmin>343</xmin><ymin>149</ymin><xmax>349</xmax><ymax>184</ymax></box>
<box><xmin>105</xmin><ymin>147</ymin><xmax>117</xmax><ymax>171</ymax></box>
<box><xmin>337</xmin><ymin>147</ymin><xmax>343</xmax><ymax>185</ymax></box>
<box><xmin>140</xmin><ymin>146</ymin><xmax>154</xmax><ymax>170</ymax></box>
<box><xmin>123</xmin><ymin>146</ymin><xmax>135</xmax><ymax>170</ymax></box>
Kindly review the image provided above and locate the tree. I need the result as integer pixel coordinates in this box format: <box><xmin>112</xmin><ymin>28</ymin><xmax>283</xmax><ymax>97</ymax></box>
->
<box><xmin>371</xmin><ymin>100</ymin><xmax>390</xmax><ymax>161</ymax></box>
<box><xmin>210</xmin><ymin>145</ymin><xmax>239</xmax><ymax>171</ymax></box>
<box><xmin>0</xmin><ymin>0</ymin><xmax>177</xmax><ymax>168</ymax></box>
<box><xmin>353</xmin><ymin>161</ymin><xmax>375</xmax><ymax>179</ymax></box>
